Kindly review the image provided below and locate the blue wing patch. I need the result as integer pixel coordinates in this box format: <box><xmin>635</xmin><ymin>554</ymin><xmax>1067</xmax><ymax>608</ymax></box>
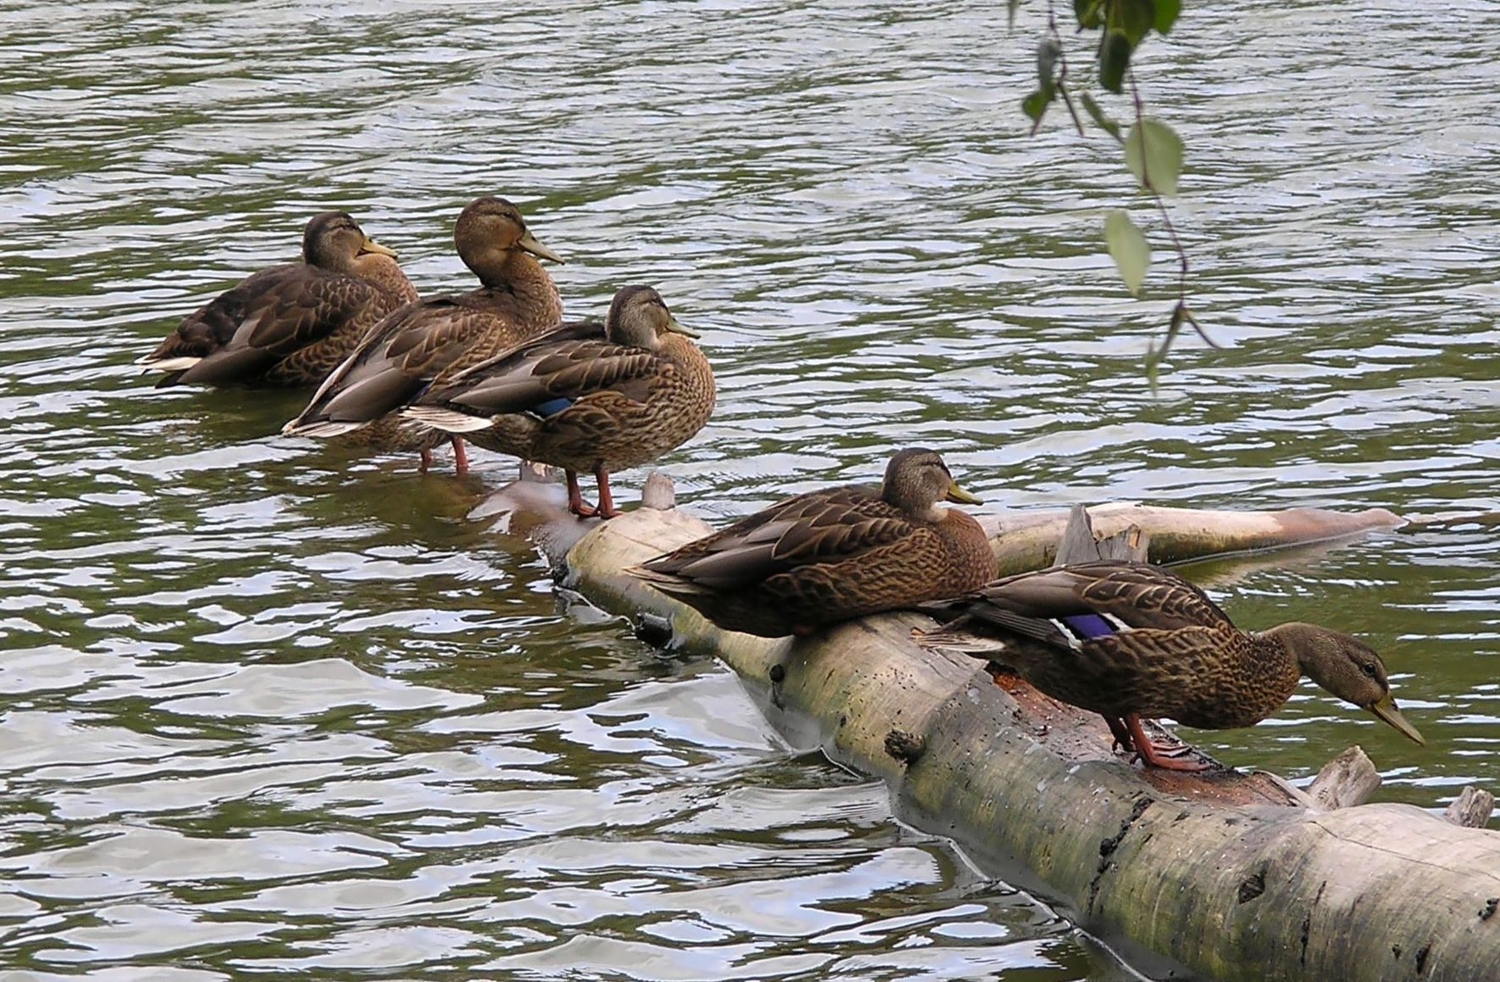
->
<box><xmin>1060</xmin><ymin>613</ymin><xmax>1115</xmax><ymax>640</ymax></box>
<box><xmin>532</xmin><ymin>397</ymin><xmax>573</xmax><ymax>417</ymax></box>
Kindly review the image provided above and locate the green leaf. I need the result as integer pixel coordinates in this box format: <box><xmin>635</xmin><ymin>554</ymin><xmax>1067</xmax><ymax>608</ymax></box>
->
<box><xmin>1110</xmin><ymin>0</ymin><xmax>1157</xmax><ymax>45</ymax></box>
<box><xmin>1080</xmin><ymin>92</ymin><xmax>1122</xmax><ymax>142</ymax></box>
<box><xmin>1074</xmin><ymin>0</ymin><xmax>1106</xmax><ymax>29</ymax></box>
<box><xmin>1124</xmin><ymin>118</ymin><xmax>1184</xmax><ymax>196</ymax></box>
<box><xmin>1154</xmin><ymin>0</ymin><xmax>1182</xmax><ymax>34</ymax></box>
<box><xmin>1104</xmin><ymin>210</ymin><xmax>1151</xmax><ymax>296</ymax></box>
<box><xmin>1099</xmin><ymin>30</ymin><xmax>1132</xmax><ymax>93</ymax></box>
<box><xmin>1022</xmin><ymin>88</ymin><xmax>1053</xmax><ymax>123</ymax></box>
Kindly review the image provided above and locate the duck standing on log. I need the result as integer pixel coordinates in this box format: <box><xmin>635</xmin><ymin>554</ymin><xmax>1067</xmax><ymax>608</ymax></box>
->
<box><xmin>142</xmin><ymin>211</ymin><xmax>417</xmax><ymax>388</ymax></box>
<box><xmin>628</xmin><ymin>448</ymin><xmax>996</xmax><ymax>636</ymax></box>
<box><xmin>281</xmin><ymin>196</ymin><xmax>563</xmax><ymax>473</ymax></box>
<box><xmin>402</xmin><ymin>285</ymin><xmax>713</xmax><ymax>518</ymax></box>
<box><xmin>915</xmin><ymin>561</ymin><xmax>1426</xmax><ymax>770</ymax></box>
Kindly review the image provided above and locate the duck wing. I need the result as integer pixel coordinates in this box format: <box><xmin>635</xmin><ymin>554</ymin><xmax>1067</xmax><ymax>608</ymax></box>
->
<box><xmin>282</xmin><ymin>298</ymin><xmax>524</xmax><ymax>435</ymax></box>
<box><xmin>147</xmin><ymin>265</ymin><xmax>394</xmax><ymax>387</ymax></box>
<box><xmin>415</xmin><ymin>319</ymin><xmax>669</xmax><ymax>419</ymax></box>
<box><xmin>921</xmin><ymin>561</ymin><xmax>1232</xmax><ymax>653</ymax></box>
<box><xmin>635</xmin><ymin>485</ymin><xmax>913</xmax><ymax>592</ymax></box>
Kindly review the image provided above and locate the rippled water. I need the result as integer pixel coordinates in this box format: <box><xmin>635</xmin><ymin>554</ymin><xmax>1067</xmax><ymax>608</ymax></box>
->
<box><xmin>1</xmin><ymin>0</ymin><xmax>1497</xmax><ymax>978</ymax></box>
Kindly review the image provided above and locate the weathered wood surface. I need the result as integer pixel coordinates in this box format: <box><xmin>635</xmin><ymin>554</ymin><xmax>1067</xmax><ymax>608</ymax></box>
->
<box><xmin>1306</xmin><ymin>746</ymin><xmax>1383</xmax><ymax>811</ymax></box>
<box><xmin>498</xmin><ymin>480</ymin><xmax>1499</xmax><ymax>982</ymax></box>
<box><xmin>977</xmin><ymin>502</ymin><xmax>1407</xmax><ymax>574</ymax></box>
<box><xmin>1446</xmin><ymin>787</ymin><xmax>1497</xmax><ymax>830</ymax></box>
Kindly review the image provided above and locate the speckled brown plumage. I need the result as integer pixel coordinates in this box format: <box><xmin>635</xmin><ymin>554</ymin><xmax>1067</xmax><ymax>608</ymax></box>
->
<box><xmin>627</xmin><ymin>448</ymin><xmax>996</xmax><ymax>637</ymax></box>
<box><xmin>281</xmin><ymin>196</ymin><xmax>563</xmax><ymax>470</ymax></box>
<box><xmin>917</xmin><ymin>561</ymin><xmax>1425</xmax><ymax>769</ymax></box>
<box><xmin>143</xmin><ymin>212</ymin><xmax>415</xmax><ymax>388</ymax></box>
<box><xmin>404</xmin><ymin>285</ymin><xmax>714</xmax><ymax>517</ymax></box>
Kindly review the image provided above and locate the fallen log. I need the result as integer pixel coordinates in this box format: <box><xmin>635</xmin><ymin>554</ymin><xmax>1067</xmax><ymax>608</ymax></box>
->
<box><xmin>496</xmin><ymin>475</ymin><xmax>1499</xmax><ymax>981</ymax></box>
<box><xmin>977</xmin><ymin>502</ymin><xmax>1407</xmax><ymax>574</ymax></box>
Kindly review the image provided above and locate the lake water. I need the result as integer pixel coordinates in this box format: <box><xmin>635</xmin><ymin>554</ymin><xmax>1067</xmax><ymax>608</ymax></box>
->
<box><xmin>1</xmin><ymin>1</ymin><xmax>1496</xmax><ymax>979</ymax></box>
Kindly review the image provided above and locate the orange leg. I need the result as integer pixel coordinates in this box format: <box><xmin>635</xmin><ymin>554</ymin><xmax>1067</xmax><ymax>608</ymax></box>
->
<box><xmin>566</xmin><ymin>470</ymin><xmax>598</xmax><ymax>518</ymax></box>
<box><xmin>451</xmin><ymin>437</ymin><xmax>469</xmax><ymax>476</ymax></box>
<box><xmin>419</xmin><ymin>448</ymin><xmax>433</xmax><ymax>473</ymax></box>
<box><xmin>594</xmin><ymin>466</ymin><xmax>620</xmax><ymax>519</ymax></box>
<box><xmin>1125</xmin><ymin>714</ymin><xmax>1209</xmax><ymax>772</ymax></box>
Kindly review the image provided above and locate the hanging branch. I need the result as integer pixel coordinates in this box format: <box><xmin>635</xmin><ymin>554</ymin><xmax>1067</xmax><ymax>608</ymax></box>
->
<box><xmin>1018</xmin><ymin>1</ymin><xmax>1213</xmax><ymax>380</ymax></box>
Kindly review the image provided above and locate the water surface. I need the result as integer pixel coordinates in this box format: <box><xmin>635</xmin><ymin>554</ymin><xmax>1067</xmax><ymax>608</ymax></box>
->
<box><xmin>1</xmin><ymin>1</ymin><xmax>1497</xmax><ymax>978</ymax></box>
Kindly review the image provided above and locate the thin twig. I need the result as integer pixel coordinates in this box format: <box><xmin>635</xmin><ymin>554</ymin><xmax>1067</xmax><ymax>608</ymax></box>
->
<box><xmin>1043</xmin><ymin>2</ymin><xmax>1085</xmax><ymax>137</ymax></box>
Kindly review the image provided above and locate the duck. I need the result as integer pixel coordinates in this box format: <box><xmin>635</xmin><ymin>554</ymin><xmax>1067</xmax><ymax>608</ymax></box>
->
<box><xmin>142</xmin><ymin>211</ymin><xmax>417</xmax><ymax>388</ymax></box>
<box><xmin>280</xmin><ymin>196</ymin><xmax>563</xmax><ymax>473</ymax></box>
<box><xmin>401</xmin><ymin>285</ymin><xmax>713</xmax><ymax>517</ymax></box>
<box><xmin>915</xmin><ymin>560</ymin><xmax>1426</xmax><ymax>770</ymax></box>
<box><xmin>627</xmin><ymin>448</ymin><xmax>996</xmax><ymax>637</ymax></box>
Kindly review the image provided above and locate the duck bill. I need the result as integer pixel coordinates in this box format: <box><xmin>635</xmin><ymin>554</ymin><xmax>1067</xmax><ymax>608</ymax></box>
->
<box><xmin>518</xmin><ymin>230</ymin><xmax>565</xmax><ymax>264</ymax></box>
<box><xmin>665</xmin><ymin>315</ymin><xmax>700</xmax><ymax>339</ymax></box>
<box><xmin>944</xmin><ymin>481</ymin><xmax>982</xmax><ymax>506</ymax></box>
<box><xmin>1368</xmin><ymin>693</ymin><xmax>1425</xmax><ymax>746</ymax></box>
<box><xmin>360</xmin><ymin>237</ymin><xmax>399</xmax><ymax>258</ymax></box>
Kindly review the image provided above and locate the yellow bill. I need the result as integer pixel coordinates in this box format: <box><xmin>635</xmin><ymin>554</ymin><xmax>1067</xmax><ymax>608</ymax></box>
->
<box><xmin>945</xmin><ymin>481</ymin><xmax>982</xmax><ymax>506</ymax></box>
<box><xmin>1368</xmin><ymin>692</ymin><xmax>1425</xmax><ymax>746</ymax></box>
<box><xmin>519</xmin><ymin>230</ymin><xmax>564</xmax><ymax>264</ymax></box>
<box><xmin>360</xmin><ymin>237</ymin><xmax>398</xmax><ymax>258</ymax></box>
<box><xmin>665</xmin><ymin>315</ymin><xmax>699</xmax><ymax>339</ymax></box>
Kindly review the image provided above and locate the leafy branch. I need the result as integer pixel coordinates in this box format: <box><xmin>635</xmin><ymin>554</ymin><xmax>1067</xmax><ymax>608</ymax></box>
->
<box><xmin>1015</xmin><ymin>0</ymin><xmax>1218</xmax><ymax>380</ymax></box>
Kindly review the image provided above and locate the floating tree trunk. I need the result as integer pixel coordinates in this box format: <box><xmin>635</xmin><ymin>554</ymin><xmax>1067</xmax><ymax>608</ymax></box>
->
<box><xmin>496</xmin><ymin>477</ymin><xmax>1499</xmax><ymax>982</ymax></box>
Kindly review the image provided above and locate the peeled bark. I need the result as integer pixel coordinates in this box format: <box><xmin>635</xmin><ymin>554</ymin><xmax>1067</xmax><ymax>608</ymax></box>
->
<box><xmin>509</xmin><ymin>482</ymin><xmax>1499</xmax><ymax>982</ymax></box>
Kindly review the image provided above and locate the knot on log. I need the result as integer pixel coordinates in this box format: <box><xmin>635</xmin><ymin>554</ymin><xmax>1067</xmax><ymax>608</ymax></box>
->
<box><xmin>884</xmin><ymin>729</ymin><xmax>926</xmax><ymax>765</ymax></box>
<box><xmin>1237</xmin><ymin>867</ymin><xmax>1266</xmax><ymax>904</ymax></box>
<box><xmin>633</xmin><ymin>612</ymin><xmax>674</xmax><ymax>648</ymax></box>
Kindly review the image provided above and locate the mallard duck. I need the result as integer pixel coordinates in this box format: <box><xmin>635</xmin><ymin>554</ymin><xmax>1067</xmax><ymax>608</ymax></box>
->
<box><xmin>401</xmin><ymin>285</ymin><xmax>714</xmax><ymax>518</ymax></box>
<box><xmin>627</xmin><ymin>448</ymin><xmax>995</xmax><ymax>636</ymax></box>
<box><xmin>280</xmin><ymin>196</ymin><xmax>563</xmax><ymax>472</ymax></box>
<box><xmin>915</xmin><ymin>561</ymin><xmax>1426</xmax><ymax>770</ymax></box>
<box><xmin>142</xmin><ymin>211</ymin><xmax>417</xmax><ymax>388</ymax></box>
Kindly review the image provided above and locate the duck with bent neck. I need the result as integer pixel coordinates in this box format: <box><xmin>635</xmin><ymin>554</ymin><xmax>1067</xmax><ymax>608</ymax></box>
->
<box><xmin>142</xmin><ymin>211</ymin><xmax>417</xmax><ymax>388</ymax></box>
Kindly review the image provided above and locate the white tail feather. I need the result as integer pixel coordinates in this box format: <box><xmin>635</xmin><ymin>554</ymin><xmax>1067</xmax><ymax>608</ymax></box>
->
<box><xmin>139</xmin><ymin>356</ymin><xmax>202</xmax><ymax>372</ymax></box>
<box><xmin>400</xmin><ymin>406</ymin><xmax>493</xmax><ymax>433</ymax></box>
<box><xmin>281</xmin><ymin>419</ymin><xmax>367</xmax><ymax>438</ymax></box>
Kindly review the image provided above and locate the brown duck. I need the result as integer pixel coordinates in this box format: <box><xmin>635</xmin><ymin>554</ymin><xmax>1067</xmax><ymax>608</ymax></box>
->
<box><xmin>402</xmin><ymin>285</ymin><xmax>713</xmax><ymax>517</ymax></box>
<box><xmin>916</xmin><ymin>561</ymin><xmax>1426</xmax><ymax>770</ymax></box>
<box><xmin>142</xmin><ymin>211</ymin><xmax>417</xmax><ymax>387</ymax></box>
<box><xmin>628</xmin><ymin>448</ymin><xmax>996</xmax><ymax>637</ymax></box>
<box><xmin>281</xmin><ymin>196</ymin><xmax>563</xmax><ymax>472</ymax></box>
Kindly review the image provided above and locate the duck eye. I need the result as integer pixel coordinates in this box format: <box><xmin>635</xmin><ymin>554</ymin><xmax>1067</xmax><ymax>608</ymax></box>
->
<box><xmin>1361</xmin><ymin>663</ymin><xmax>1378</xmax><ymax>678</ymax></box>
